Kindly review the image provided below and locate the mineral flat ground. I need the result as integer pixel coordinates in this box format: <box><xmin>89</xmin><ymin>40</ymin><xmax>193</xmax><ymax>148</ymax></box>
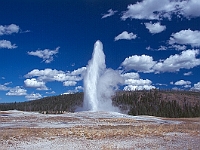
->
<box><xmin>1</xmin><ymin>110</ymin><xmax>200</xmax><ymax>149</ymax></box>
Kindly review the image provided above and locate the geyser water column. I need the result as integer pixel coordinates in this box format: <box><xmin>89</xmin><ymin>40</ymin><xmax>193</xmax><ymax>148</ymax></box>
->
<box><xmin>83</xmin><ymin>40</ymin><xmax>124</xmax><ymax>111</ymax></box>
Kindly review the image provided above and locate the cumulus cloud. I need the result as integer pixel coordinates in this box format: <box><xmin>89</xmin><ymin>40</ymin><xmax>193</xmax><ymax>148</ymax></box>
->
<box><xmin>25</xmin><ymin>68</ymin><xmax>84</xmax><ymax>82</ymax></box>
<box><xmin>46</xmin><ymin>91</ymin><xmax>55</xmax><ymax>94</ymax></box>
<box><xmin>25</xmin><ymin>93</ymin><xmax>42</xmax><ymax>101</ymax></box>
<box><xmin>64</xmin><ymin>86</ymin><xmax>84</xmax><ymax>95</ymax></box>
<box><xmin>145</xmin><ymin>22</ymin><xmax>166</xmax><ymax>34</ymax></box>
<box><xmin>121</xmin><ymin>0</ymin><xmax>200</xmax><ymax>20</ymax></box>
<box><xmin>158</xmin><ymin>46</ymin><xmax>167</xmax><ymax>51</ymax></box>
<box><xmin>169</xmin><ymin>29</ymin><xmax>200</xmax><ymax>47</ymax></box>
<box><xmin>124</xmin><ymin>84</ymin><xmax>156</xmax><ymax>91</ymax></box>
<box><xmin>63</xmin><ymin>81</ymin><xmax>77</xmax><ymax>86</ymax></box>
<box><xmin>153</xmin><ymin>49</ymin><xmax>200</xmax><ymax>73</ymax></box>
<box><xmin>0</xmin><ymin>40</ymin><xmax>17</xmax><ymax>49</ymax></box>
<box><xmin>171</xmin><ymin>81</ymin><xmax>191</xmax><ymax>88</ymax></box>
<box><xmin>181</xmin><ymin>0</ymin><xmax>200</xmax><ymax>18</ymax></box>
<box><xmin>114</xmin><ymin>31</ymin><xmax>137</xmax><ymax>41</ymax></box>
<box><xmin>28</xmin><ymin>47</ymin><xmax>59</xmax><ymax>63</ymax></box>
<box><xmin>125</xmin><ymin>78</ymin><xmax>152</xmax><ymax>86</ymax></box>
<box><xmin>121</xmin><ymin>55</ymin><xmax>156</xmax><ymax>73</ymax></box>
<box><xmin>147</xmin><ymin>44</ymin><xmax>187</xmax><ymax>51</ymax></box>
<box><xmin>0</xmin><ymin>84</ymin><xmax>10</xmax><ymax>91</ymax></box>
<box><xmin>121</xmin><ymin>72</ymin><xmax>140</xmax><ymax>80</ymax></box>
<box><xmin>121</xmin><ymin>0</ymin><xmax>181</xmax><ymax>20</ymax></box>
<box><xmin>121</xmin><ymin>49</ymin><xmax>200</xmax><ymax>73</ymax></box>
<box><xmin>75</xmin><ymin>86</ymin><xmax>83</xmax><ymax>91</ymax></box>
<box><xmin>122</xmin><ymin>72</ymin><xmax>155</xmax><ymax>91</ymax></box>
<box><xmin>170</xmin><ymin>44</ymin><xmax>187</xmax><ymax>51</ymax></box>
<box><xmin>70</xmin><ymin>67</ymin><xmax>86</xmax><ymax>75</ymax></box>
<box><xmin>0</xmin><ymin>24</ymin><xmax>19</xmax><ymax>35</ymax></box>
<box><xmin>6</xmin><ymin>86</ymin><xmax>27</xmax><ymax>96</ymax></box>
<box><xmin>191</xmin><ymin>82</ymin><xmax>200</xmax><ymax>91</ymax></box>
<box><xmin>184</xmin><ymin>71</ymin><xmax>192</xmax><ymax>76</ymax></box>
<box><xmin>24</xmin><ymin>78</ymin><xmax>48</xmax><ymax>90</ymax></box>
<box><xmin>25</xmin><ymin>68</ymin><xmax>64</xmax><ymax>80</ymax></box>
<box><xmin>123</xmin><ymin>78</ymin><xmax>155</xmax><ymax>91</ymax></box>
<box><xmin>102</xmin><ymin>9</ymin><xmax>117</xmax><ymax>19</ymax></box>
<box><xmin>174</xmin><ymin>80</ymin><xmax>191</xmax><ymax>86</ymax></box>
<box><xmin>24</xmin><ymin>67</ymin><xmax>85</xmax><ymax>92</ymax></box>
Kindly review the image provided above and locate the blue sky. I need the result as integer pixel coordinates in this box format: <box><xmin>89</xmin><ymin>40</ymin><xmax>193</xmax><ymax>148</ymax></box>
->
<box><xmin>1</xmin><ymin>0</ymin><xmax>200</xmax><ymax>102</ymax></box>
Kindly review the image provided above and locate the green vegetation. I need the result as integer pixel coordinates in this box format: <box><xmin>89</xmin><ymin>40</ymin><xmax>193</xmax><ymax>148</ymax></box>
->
<box><xmin>0</xmin><ymin>90</ymin><xmax>200</xmax><ymax>118</ymax></box>
<box><xmin>0</xmin><ymin>93</ymin><xmax>83</xmax><ymax>113</ymax></box>
<box><xmin>113</xmin><ymin>89</ymin><xmax>200</xmax><ymax>118</ymax></box>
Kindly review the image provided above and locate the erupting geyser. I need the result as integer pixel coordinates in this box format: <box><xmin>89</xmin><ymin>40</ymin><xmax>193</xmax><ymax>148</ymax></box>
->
<box><xmin>83</xmin><ymin>40</ymin><xmax>124</xmax><ymax>111</ymax></box>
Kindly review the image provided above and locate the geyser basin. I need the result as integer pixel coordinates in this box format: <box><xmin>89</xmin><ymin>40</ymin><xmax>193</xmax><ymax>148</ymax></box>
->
<box><xmin>83</xmin><ymin>40</ymin><xmax>124</xmax><ymax>112</ymax></box>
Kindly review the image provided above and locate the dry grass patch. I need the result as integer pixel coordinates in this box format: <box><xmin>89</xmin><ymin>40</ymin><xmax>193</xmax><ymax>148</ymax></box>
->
<box><xmin>1</xmin><ymin>121</ymin><xmax>199</xmax><ymax>142</ymax></box>
<box><xmin>98</xmin><ymin>118</ymin><xmax>138</xmax><ymax>123</ymax></box>
<box><xmin>44</xmin><ymin>116</ymin><xmax>81</xmax><ymax>122</ymax></box>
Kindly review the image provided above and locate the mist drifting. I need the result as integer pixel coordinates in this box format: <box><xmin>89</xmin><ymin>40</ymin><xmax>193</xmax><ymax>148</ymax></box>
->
<box><xmin>83</xmin><ymin>40</ymin><xmax>124</xmax><ymax>112</ymax></box>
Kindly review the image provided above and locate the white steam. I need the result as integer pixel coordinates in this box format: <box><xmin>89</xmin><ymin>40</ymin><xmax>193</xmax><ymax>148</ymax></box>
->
<box><xmin>83</xmin><ymin>40</ymin><xmax>124</xmax><ymax>112</ymax></box>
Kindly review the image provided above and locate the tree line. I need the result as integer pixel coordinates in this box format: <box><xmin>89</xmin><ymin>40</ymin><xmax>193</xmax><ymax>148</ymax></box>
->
<box><xmin>112</xmin><ymin>89</ymin><xmax>200</xmax><ymax>118</ymax></box>
<box><xmin>0</xmin><ymin>90</ymin><xmax>200</xmax><ymax>117</ymax></box>
<box><xmin>0</xmin><ymin>93</ymin><xmax>83</xmax><ymax>114</ymax></box>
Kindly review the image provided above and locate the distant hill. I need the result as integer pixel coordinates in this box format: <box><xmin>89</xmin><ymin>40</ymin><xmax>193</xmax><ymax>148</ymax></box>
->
<box><xmin>0</xmin><ymin>90</ymin><xmax>200</xmax><ymax>118</ymax></box>
<box><xmin>0</xmin><ymin>93</ymin><xmax>83</xmax><ymax>113</ymax></box>
<box><xmin>112</xmin><ymin>90</ymin><xmax>200</xmax><ymax>118</ymax></box>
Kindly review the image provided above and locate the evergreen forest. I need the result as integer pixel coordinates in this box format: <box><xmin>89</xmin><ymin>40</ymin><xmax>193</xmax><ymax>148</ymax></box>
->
<box><xmin>0</xmin><ymin>90</ymin><xmax>200</xmax><ymax>118</ymax></box>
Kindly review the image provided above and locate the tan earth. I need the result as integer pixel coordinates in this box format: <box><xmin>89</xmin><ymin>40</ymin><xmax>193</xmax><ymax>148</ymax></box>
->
<box><xmin>1</xmin><ymin>110</ymin><xmax>200</xmax><ymax>150</ymax></box>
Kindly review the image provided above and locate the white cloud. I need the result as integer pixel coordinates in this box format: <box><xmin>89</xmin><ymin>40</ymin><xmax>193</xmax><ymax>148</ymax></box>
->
<box><xmin>46</xmin><ymin>91</ymin><xmax>55</xmax><ymax>94</ymax></box>
<box><xmin>63</xmin><ymin>81</ymin><xmax>77</xmax><ymax>86</ymax></box>
<box><xmin>28</xmin><ymin>47</ymin><xmax>59</xmax><ymax>63</ymax></box>
<box><xmin>170</xmin><ymin>44</ymin><xmax>187</xmax><ymax>51</ymax></box>
<box><xmin>70</xmin><ymin>67</ymin><xmax>86</xmax><ymax>75</ymax></box>
<box><xmin>121</xmin><ymin>55</ymin><xmax>156</xmax><ymax>73</ymax></box>
<box><xmin>25</xmin><ymin>68</ymin><xmax>78</xmax><ymax>82</ymax></box>
<box><xmin>0</xmin><ymin>24</ymin><xmax>19</xmax><ymax>36</ymax></box>
<box><xmin>147</xmin><ymin>44</ymin><xmax>186</xmax><ymax>51</ymax></box>
<box><xmin>181</xmin><ymin>0</ymin><xmax>200</xmax><ymax>18</ymax></box>
<box><xmin>125</xmin><ymin>78</ymin><xmax>152</xmax><ymax>86</ymax></box>
<box><xmin>114</xmin><ymin>31</ymin><xmax>137</xmax><ymax>41</ymax></box>
<box><xmin>146</xmin><ymin>46</ymin><xmax>151</xmax><ymax>50</ymax></box>
<box><xmin>153</xmin><ymin>49</ymin><xmax>200</xmax><ymax>73</ymax></box>
<box><xmin>124</xmin><ymin>84</ymin><xmax>156</xmax><ymax>91</ymax></box>
<box><xmin>24</xmin><ymin>78</ymin><xmax>48</xmax><ymax>90</ymax></box>
<box><xmin>184</xmin><ymin>85</ymin><xmax>191</xmax><ymax>88</ymax></box>
<box><xmin>0</xmin><ymin>40</ymin><xmax>17</xmax><ymax>49</ymax></box>
<box><xmin>64</xmin><ymin>86</ymin><xmax>84</xmax><ymax>95</ymax></box>
<box><xmin>121</xmin><ymin>0</ymin><xmax>200</xmax><ymax>20</ymax></box>
<box><xmin>25</xmin><ymin>68</ymin><xmax>64</xmax><ymax>80</ymax></box>
<box><xmin>24</xmin><ymin>78</ymin><xmax>45</xmax><ymax>88</ymax></box>
<box><xmin>102</xmin><ymin>9</ymin><xmax>117</xmax><ymax>19</ymax></box>
<box><xmin>6</xmin><ymin>86</ymin><xmax>27</xmax><ymax>96</ymax></box>
<box><xmin>24</xmin><ymin>67</ymin><xmax>85</xmax><ymax>90</ymax></box>
<box><xmin>0</xmin><ymin>84</ymin><xmax>10</xmax><ymax>91</ymax></box>
<box><xmin>121</xmin><ymin>49</ymin><xmax>200</xmax><ymax>73</ymax></box>
<box><xmin>184</xmin><ymin>71</ymin><xmax>192</xmax><ymax>76</ymax></box>
<box><xmin>4</xmin><ymin>82</ymin><xmax>12</xmax><ymax>86</ymax></box>
<box><xmin>191</xmin><ymin>82</ymin><xmax>200</xmax><ymax>91</ymax></box>
<box><xmin>121</xmin><ymin>72</ymin><xmax>140</xmax><ymax>80</ymax></box>
<box><xmin>169</xmin><ymin>29</ymin><xmax>200</xmax><ymax>47</ymax></box>
<box><xmin>158</xmin><ymin>46</ymin><xmax>167</xmax><ymax>51</ymax></box>
<box><xmin>121</xmin><ymin>0</ymin><xmax>181</xmax><ymax>20</ymax></box>
<box><xmin>174</xmin><ymin>80</ymin><xmax>191</xmax><ymax>86</ymax></box>
<box><xmin>75</xmin><ymin>86</ymin><xmax>83</xmax><ymax>91</ymax></box>
<box><xmin>145</xmin><ymin>22</ymin><xmax>166</xmax><ymax>34</ymax></box>
<box><xmin>122</xmin><ymin>72</ymin><xmax>155</xmax><ymax>91</ymax></box>
<box><xmin>25</xmin><ymin>93</ymin><xmax>42</xmax><ymax>101</ymax></box>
